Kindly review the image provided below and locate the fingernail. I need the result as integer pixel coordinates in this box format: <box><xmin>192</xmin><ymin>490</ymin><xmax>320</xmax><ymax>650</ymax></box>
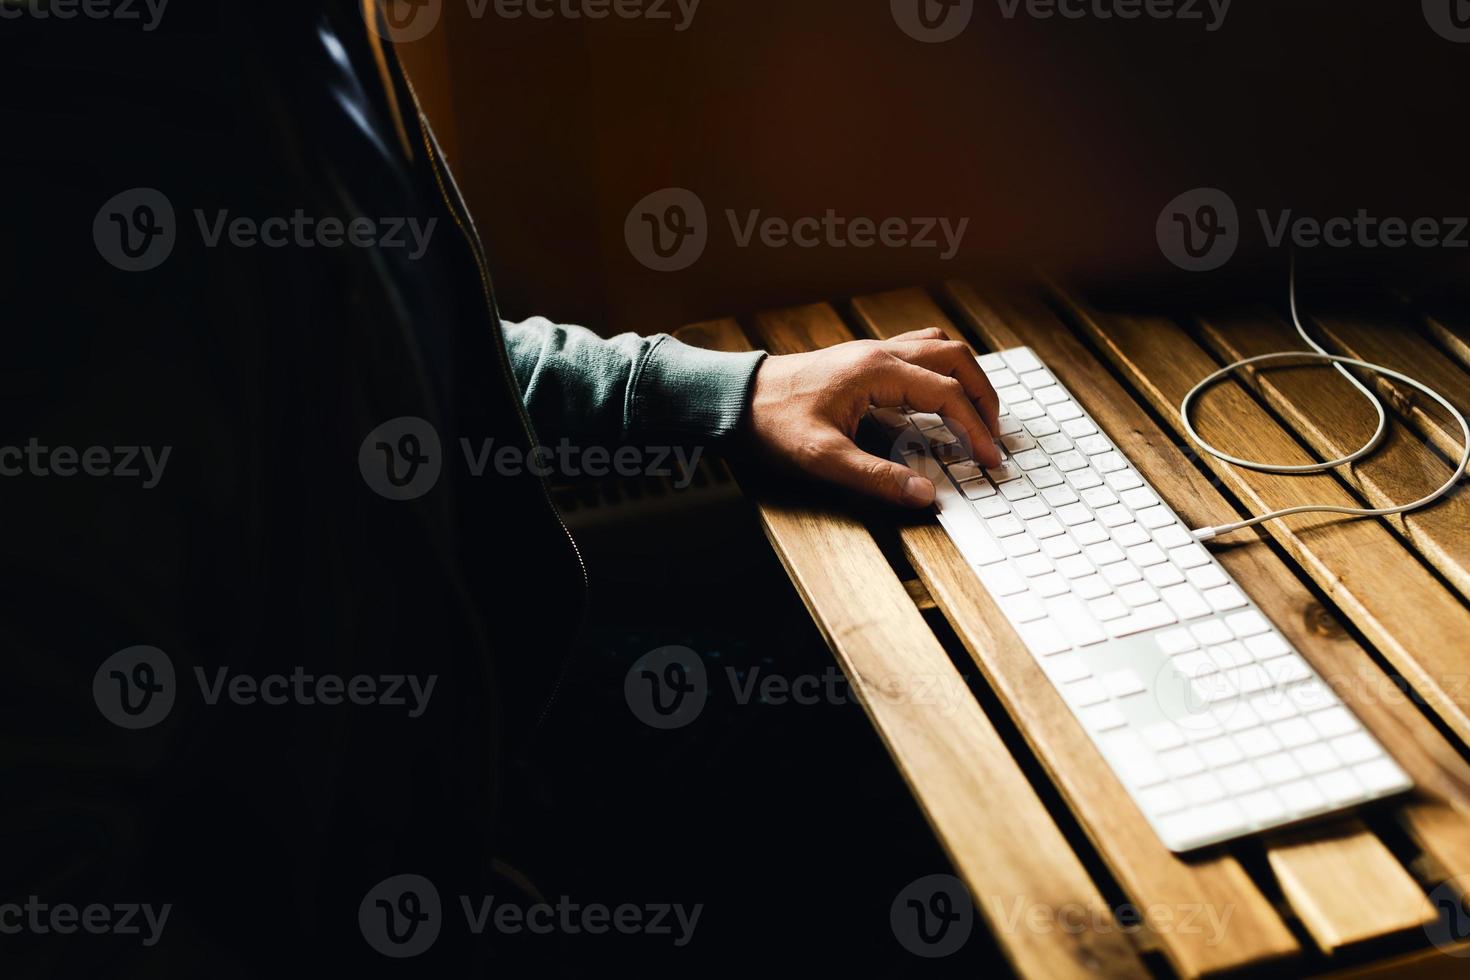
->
<box><xmin>903</xmin><ymin>476</ymin><xmax>936</xmax><ymax>506</ymax></box>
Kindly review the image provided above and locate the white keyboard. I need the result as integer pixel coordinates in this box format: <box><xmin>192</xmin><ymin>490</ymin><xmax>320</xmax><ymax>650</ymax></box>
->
<box><xmin>874</xmin><ymin>345</ymin><xmax>1413</xmax><ymax>852</ymax></box>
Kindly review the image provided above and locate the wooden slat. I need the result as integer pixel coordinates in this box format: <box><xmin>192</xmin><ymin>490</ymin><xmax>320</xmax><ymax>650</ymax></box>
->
<box><xmin>984</xmin><ymin>281</ymin><xmax>1470</xmax><ymax>900</ymax></box>
<box><xmin>742</xmin><ymin>301</ymin><xmax>1297</xmax><ymax>978</ymax></box>
<box><xmin>674</xmin><ymin>317</ymin><xmax>1149</xmax><ymax>980</ymax></box>
<box><xmin>1266</xmin><ymin>824</ymin><xmax>1438</xmax><ymax>953</ymax></box>
<box><xmin>1309</xmin><ymin>307</ymin><xmax>1470</xmax><ymax>463</ymax></box>
<box><xmin>1047</xmin><ymin>282</ymin><xmax>1470</xmax><ymax>749</ymax></box>
<box><xmin>1193</xmin><ymin>308</ymin><xmax>1470</xmax><ymax>604</ymax></box>
<box><xmin>1422</xmin><ymin>310</ymin><xmax>1470</xmax><ymax>374</ymax></box>
<box><xmin>853</xmin><ymin>288</ymin><xmax>1438</xmax><ymax>960</ymax></box>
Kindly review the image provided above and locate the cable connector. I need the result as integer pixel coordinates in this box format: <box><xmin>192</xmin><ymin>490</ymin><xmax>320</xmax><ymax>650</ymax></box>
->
<box><xmin>1193</xmin><ymin>526</ymin><xmax>1219</xmax><ymax>542</ymax></box>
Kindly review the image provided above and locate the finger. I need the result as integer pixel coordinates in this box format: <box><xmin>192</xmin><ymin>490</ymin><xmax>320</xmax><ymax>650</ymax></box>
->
<box><xmin>885</xmin><ymin>339</ymin><xmax>1001</xmax><ymax>433</ymax></box>
<box><xmin>887</xmin><ymin>327</ymin><xmax>947</xmax><ymax>343</ymax></box>
<box><xmin>868</xmin><ymin>357</ymin><xmax>1002</xmax><ymax>468</ymax></box>
<box><xmin>801</xmin><ymin>433</ymin><xmax>936</xmax><ymax>508</ymax></box>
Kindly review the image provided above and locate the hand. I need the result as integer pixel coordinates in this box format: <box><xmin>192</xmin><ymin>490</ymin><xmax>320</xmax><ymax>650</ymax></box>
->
<box><xmin>744</xmin><ymin>327</ymin><xmax>1001</xmax><ymax>508</ymax></box>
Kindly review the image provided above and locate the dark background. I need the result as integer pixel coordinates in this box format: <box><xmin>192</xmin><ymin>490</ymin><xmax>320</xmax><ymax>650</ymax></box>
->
<box><xmin>397</xmin><ymin>0</ymin><xmax>1470</xmax><ymax>334</ymax></box>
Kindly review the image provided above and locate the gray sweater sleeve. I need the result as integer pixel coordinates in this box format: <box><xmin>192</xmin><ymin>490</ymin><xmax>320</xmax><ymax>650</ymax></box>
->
<box><xmin>501</xmin><ymin>316</ymin><xmax>767</xmax><ymax>445</ymax></box>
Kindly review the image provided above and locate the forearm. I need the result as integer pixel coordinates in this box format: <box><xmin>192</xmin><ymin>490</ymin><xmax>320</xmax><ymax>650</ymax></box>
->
<box><xmin>502</xmin><ymin>316</ymin><xmax>766</xmax><ymax>445</ymax></box>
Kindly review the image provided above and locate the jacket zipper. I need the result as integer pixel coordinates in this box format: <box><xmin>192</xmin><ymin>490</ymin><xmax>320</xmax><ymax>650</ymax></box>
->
<box><xmin>400</xmin><ymin>76</ymin><xmax>589</xmax><ymax>724</ymax></box>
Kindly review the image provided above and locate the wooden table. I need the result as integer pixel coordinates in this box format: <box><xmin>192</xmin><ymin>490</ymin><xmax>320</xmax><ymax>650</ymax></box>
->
<box><xmin>675</xmin><ymin>280</ymin><xmax>1470</xmax><ymax>978</ymax></box>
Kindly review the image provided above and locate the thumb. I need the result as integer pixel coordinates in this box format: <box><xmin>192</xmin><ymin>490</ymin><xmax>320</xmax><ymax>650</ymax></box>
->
<box><xmin>805</xmin><ymin>436</ymin><xmax>937</xmax><ymax>508</ymax></box>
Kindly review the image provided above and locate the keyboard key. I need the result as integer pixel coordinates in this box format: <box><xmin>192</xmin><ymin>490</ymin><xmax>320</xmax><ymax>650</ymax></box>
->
<box><xmin>973</xmin><ymin>496</ymin><xmax>1011</xmax><ymax>519</ymax></box>
<box><xmin>1355</xmin><ymin>759</ymin><xmax>1411</xmax><ymax>794</ymax></box>
<box><xmin>1019</xmin><ymin>368</ymin><xmax>1054</xmax><ymax>388</ymax></box>
<box><xmin>1218</xmin><ymin>763</ymin><xmax>1265</xmax><ymax>794</ymax></box>
<box><xmin>1077</xmin><ymin>435</ymin><xmax>1112</xmax><ymax>455</ymax></box>
<box><xmin>997</xmin><ymin>415</ymin><xmax>1023</xmax><ymax>435</ymax></box>
<box><xmin>1101</xmin><ymin>668</ymin><xmax>1146</xmax><ymax>698</ymax></box>
<box><xmin>1257</xmin><ymin>753</ymin><xmax>1304</xmax><ymax>784</ymax></box>
<box><xmin>1234</xmin><ymin>727</ymin><xmax>1282</xmax><ymax>758</ymax></box>
<box><xmin>1139</xmin><ymin>784</ymin><xmax>1187</xmax><ymax>815</ymax></box>
<box><xmin>1056</xmin><ymin>554</ymin><xmax>1094</xmax><ymax>579</ymax></box>
<box><xmin>1104</xmin><ymin>470</ymin><xmax>1143</xmax><ymax>491</ymax></box>
<box><xmin>1067</xmin><ymin>468</ymin><xmax>1104</xmax><ymax>490</ymax></box>
<box><xmin>1043</xmin><ymin>653</ymin><xmax>1091</xmax><ymax>683</ymax></box>
<box><xmin>1135</xmin><ymin>506</ymin><xmax>1174</xmax><ymax>530</ymax></box>
<box><xmin>1160</xmin><ymin>746</ymin><xmax>1206</xmax><ymax>778</ymax></box>
<box><xmin>1272</xmin><ymin>717</ymin><xmax>1318</xmax><ymax>749</ymax></box>
<box><xmin>1049</xmin><ymin>401</ymin><xmax>1083</xmax><ymax>422</ymax></box>
<box><xmin>1096</xmin><ymin>504</ymin><xmax>1133</xmax><ymax>527</ymax></box>
<box><xmin>1061</xmin><ymin>418</ymin><xmax>1097</xmax><ymax>437</ymax></box>
<box><xmin>910</xmin><ymin>412</ymin><xmax>945</xmax><ymax>429</ymax></box>
<box><xmin>948</xmin><ymin>460</ymin><xmax>984</xmax><ymax>482</ymax></box>
<box><xmin>1157</xmin><ymin>628</ymin><xmax>1197</xmax><ymax>654</ymax></box>
<box><xmin>1262</xmin><ymin>654</ymin><xmax>1312</xmax><ymax>686</ymax></box>
<box><xmin>1120</xmin><ymin>487</ymin><xmax>1159</xmax><ymax>509</ymax></box>
<box><xmin>1181</xmin><ymin>772</ymin><xmax>1226</xmax><ymax>805</ymax></box>
<box><xmin>1029</xmin><ymin>466</ymin><xmax>1064</xmax><ymax>489</ymax></box>
<box><xmin>1141</xmin><ymin>722</ymin><xmax>1187</xmax><ymax>751</ymax></box>
<box><xmin>1315</xmin><ymin>770</ymin><xmax>1363</xmax><ymax>805</ymax></box>
<box><xmin>1028</xmin><ymin>516</ymin><xmax>1065</xmax><ymax>539</ymax></box>
<box><xmin>1001</xmin><ymin>348</ymin><xmax>1041</xmax><ymax>372</ymax></box>
<box><xmin>1100</xmin><ymin>562</ymin><xmax>1142</xmax><ymax>587</ymax></box>
<box><xmin>1016</xmin><ymin>553</ymin><xmax>1054</xmax><ymax>577</ymax></box>
<box><xmin>1118</xmin><ymin>581</ymin><xmax>1159</xmax><ymax>607</ymax></box>
<box><xmin>981</xmin><ymin>566</ymin><xmax>1027</xmax><ymax>597</ymax></box>
<box><xmin>1307</xmin><ymin>707</ymin><xmax>1359</xmax><ymax>740</ymax></box>
<box><xmin>988</xmin><ymin>514</ymin><xmax>1025</xmax><ymax>538</ymax></box>
<box><xmin>1293</xmin><ymin>743</ymin><xmax>1338</xmax><ymax>775</ymax></box>
<box><xmin>1128</xmin><ymin>543</ymin><xmax>1167</xmax><ymax>567</ymax></box>
<box><xmin>1042</xmin><ymin>534</ymin><xmax>1081</xmax><ymax>559</ymax></box>
<box><xmin>1079</xmin><ymin>703</ymin><xmax>1128</xmax><ymax>732</ymax></box>
<box><xmin>1024</xmin><ymin>416</ymin><xmax>1060</xmax><ymax>437</ymax></box>
<box><xmin>1048</xmin><ymin>596</ymin><xmax>1107</xmax><ymax>647</ymax></box>
<box><xmin>1013</xmin><ymin>449</ymin><xmax>1050</xmax><ymax>471</ymax></box>
<box><xmin>1204</xmin><ymin>585</ymin><xmax>1248</xmax><ymax>611</ymax></box>
<box><xmin>1080</xmin><ymin>486</ymin><xmax>1118</xmax><ymax>508</ymax></box>
<box><xmin>1225</xmin><ymin>610</ymin><xmax>1271</xmax><ymax>637</ymax></box>
<box><xmin>959</xmin><ymin>478</ymin><xmax>996</xmax><ymax>500</ymax></box>
<box><xmin>1160</xmin><ymin>583</ymin><xmax>1211</xmax><ymax>621</ymax></box>
<box><xmin>1239</xmin><ymin>790</ymin><xmax>1286</xmax><ymax>823</ymax></box>
<box><xmin>1244</xmin><ymin>633</ymin><xmax>1291</xmax><ymax>660</ymax></box>
<box><xmin>1062</xmin><ymin>677</ymin><xmax>1108</xmax><ymax>707</ymax></box>
<box><xmin>1055</xmin><ymin>503</ymin><xmax>1092</xmax><ymax>526</ymax></box>
<box><xmin>1096</xmin><ymin>452</ymin><xmax>1127</xmax><ymax>473</ymax></box>
<box><xmin>1331</xmin><ymin>733</ymin><xmax>1383</xmax><ymax>765</ymax></box>
<box><xmin>1003</xmin><ymin>592</ymin><xmax>1046</xmax><ymax>623</ymax></box>
<box><xmin>1037</xmin><ymin>434</ymin><xmax>1071</xmax><ymax>454</ymax></box>
<box><xmin>1004</xmin><ymin>535</ymin><xmax>1040</xmax><ymax>557</ymax></box>
<box><xmin>1032</xmin><ymin>573</ymin><xmax>1071</xmax><ymax>598</ymax></box>
<box><xmin>1171</xmin><ymin>544</ymin><xmax>1210</xmax><ymax>569</ymax></box>
<box><xmin>1089</xmin><ymin>596</ymin><xmax>1129</xmax><ymax>622</ymax></box>
<box><xmin>1085</xmin><ymin>541</ymin><xmax>1125</xmax><ymax>565</ymax></box>
<box><xmin>1073</xmin><ymin>575</ymin><xmax>1111</xmax><ymax>600</ymax></box>
<box><xmin>1018</xmin><ymin>621</ymin><xmax>1070</xmax><ymax>656</ymax></box>
<box><xmin>1111</xmin><ymin>523</ymin><xmax>1151</xmax><ymax>548</ymax></box>
<box><xmin>1278</xmin><ymin>779</ymin><xmax>1326</xmax><ymax>815</ymax></box>
<box><xmin>997</xmin><ymin>384</ymin><xmax>1029</xmax><ymax>404</ymax></box>
<box><xmin>1012</xmin><ymin>401</ymin><xmax>1045</xmax><ymax>420</ymax></box>
<box><xmin>1190</xmin><ymin>620</ymin><xmax>1233</xmax><ymax>645</ymax></box>
<box><xmin>1014</xmin><ymin>497</ymin><xmax>1048</xmax><ymax>519</ymax></box>
<box><xmin>1041</xmin><ymin>485</ymin><xmax>1078</xmax><ymax>507</ymax></box>
<box><xmin>987</xmin><ymin>368</ymin><xmax>1020</xmax><ymax>389</ymax></box>
<box><xmin>1054</xmin><ymin>451</ymin><xmax>1088</xmax><ymax>472</ymax></box>
<box><xmin>1072</xmin><ymin>522</ymin><xmax>1108</xmax><ymax>545</ymax></box>
<box><xmin>1154</xmin><ymin>525</ymin><xmax>1194</xmax><ymax>549</ymax></box>
<box><xmin>1144</xmin><ymin>564</ymin><xmax>1186</xmax><ymax>588</ymax></box>
<box><xmin>1187</xmin><ymin>565</ymin><xmax>1230</xmax><ymax>590</ymax></box>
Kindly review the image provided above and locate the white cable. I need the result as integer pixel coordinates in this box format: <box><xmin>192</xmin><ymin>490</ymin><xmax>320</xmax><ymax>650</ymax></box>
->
<box><xmin>1181</xmin><ymin>257</ymin><xmax>1470</xmax><ymax>541</ymax></box>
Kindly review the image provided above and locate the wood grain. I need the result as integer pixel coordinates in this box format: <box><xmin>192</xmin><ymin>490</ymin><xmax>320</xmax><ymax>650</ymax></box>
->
<box><xmin>745</xmin><ymin>300</ymin><xmax>1298</xmax><ymax>977</ymax></box>
<box><xmin>1047</xmin><ymin>281</ymin><xmax>1470</xmax><ymax>750</ymax></box>
<box><xmin>1422</xmin><ymin>310</ymin><xmax>1470</xmax><ymax>374</ymax></box>
<box><xmin>1309</xmin><ymin>307</ymin><xmax>1470</xmax><ymax>463</ymax></box>
<box><xmin>975</xmin><ymin>281</ymin><xmax>1470</xmax><ymax>907</ymax></box>
<box><xmin>674</xmin><ymin>317</ymin><xmax>1149</xmax><ymax>980</ymax></box>
<box><xmin>1193</xmin><ymin>307</ymin><xmax>1470</xmax><ymax>603</ymax></box>
<box><xmin>854</xmin><ymin>287</ymin><xmax>1441</xmax><ymax>960</ymax></box>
